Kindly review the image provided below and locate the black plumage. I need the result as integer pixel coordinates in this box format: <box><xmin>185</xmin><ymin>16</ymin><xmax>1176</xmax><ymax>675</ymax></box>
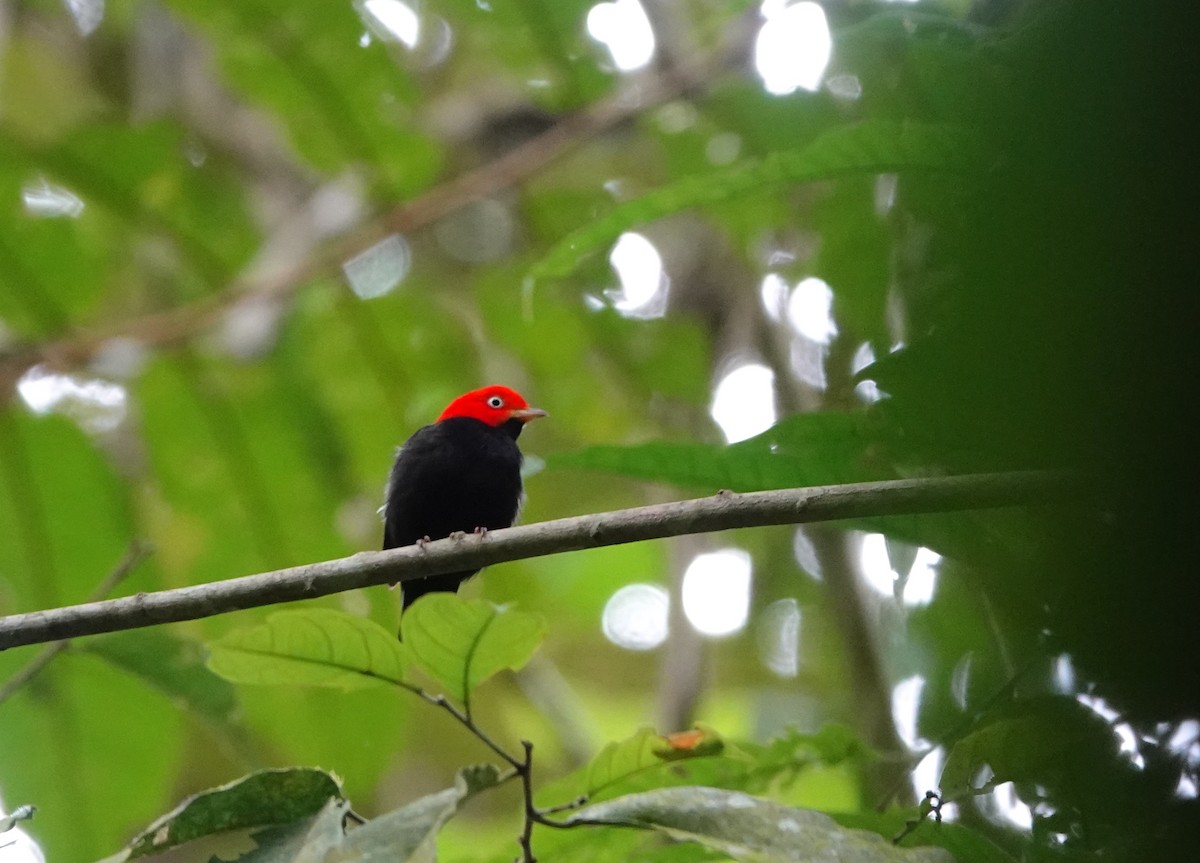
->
<box><xmin>383</xmin><ymin>386</ymin><xmax>543</xmax><ymax>611</ymax></box>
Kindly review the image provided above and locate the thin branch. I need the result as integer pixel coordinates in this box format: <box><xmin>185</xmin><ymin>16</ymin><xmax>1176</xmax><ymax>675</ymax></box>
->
<box><xmin>392</xmin><ymin>677</ymin><xmax>538</xmax><ymax>860</ymax></box>
<box><xmin>0</xmin><ymin>539</ymin><xmax>151</xmax><ymax>703</ymax></box>
<box><xmin>403</xmin><ymin>677</ymin><xmax>554</xmax><ymax>861</ymax></box>
<box><xmin>0</xmin><ymin>471</ymin><xmax>1091</xmax><ymax>651</ymax></box>
<box><xmin>518</xmin><ymin>740</ymin><xmax>538</xmax><ymax>863</ymax></box>
<box><xmin>425</xmin><ymin>692</ymin><xmax>524</xmax><ymax>771</ymax></box>
<box><xmin>0</xmin><ymin>59</ymin><xmax>707</xmax><ymax>395</ymax></box>
<box><xmin>537</xmin><ymin>795</ymin><xmax>589</xmax><ymax>816</ymax></box>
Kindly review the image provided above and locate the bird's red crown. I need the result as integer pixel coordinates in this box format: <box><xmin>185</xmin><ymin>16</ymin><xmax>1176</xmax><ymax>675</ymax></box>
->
<box><xmin>437</xmin><ymin>385</ymin><xmax>547</xmax><ymax>427</ymax></box>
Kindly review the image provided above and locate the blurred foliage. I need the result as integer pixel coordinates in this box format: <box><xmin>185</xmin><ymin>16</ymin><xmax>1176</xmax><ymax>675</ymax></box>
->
<box><xmin>0</xmin><ymin>0</ymin><xmax>1194</xmax><ymax>861</ymax></box>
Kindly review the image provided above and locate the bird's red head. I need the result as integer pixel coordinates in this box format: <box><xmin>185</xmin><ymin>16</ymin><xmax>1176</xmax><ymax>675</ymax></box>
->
<box><xmin>437</xmin><ymin>385</ymin><xmax>547</xmax><ymax>428</ymax></box>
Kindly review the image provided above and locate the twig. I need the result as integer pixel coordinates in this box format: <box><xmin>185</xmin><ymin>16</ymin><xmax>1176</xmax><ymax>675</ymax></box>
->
<box><xmin>892</xmin><ymin>791</ymin><xmax>943</xmax><ymax>845</ymax></box>
<box><xmin>538</xmin><ymin>795</ymin><xmax>589</xmax><ymax>816</ymax></box>
<box><xmin>872</xmin><ymin>654</ymin><xmax>1041</xmax><ymax>811</ymax></box>
<box><xmin>395</xmin><ymin>679</ymin><xmax>575</xmax><ymax>862</ymax></box>
<box><xmin>517</xmin><ymin>740</ymin><xmax>539</xmax><ymax>863</ymax></box>
<box><xmin>0</xmin><ymin>472</ymin><xmax>1092</xmax><ymax>651</ymax></box>
<box><xmin>390</xmin><ymin>679</ymin><xmax>537</xmax><ymax>860</ymax></box>
<box><xmin>423</xmin><ymin>692</ymin><xmax>524</xmax><ymax>771</ymax></box>
<box><xmin>0</xmin><ymin>539</ymin><xmax>151</xmax><ymax>703</ymax></box>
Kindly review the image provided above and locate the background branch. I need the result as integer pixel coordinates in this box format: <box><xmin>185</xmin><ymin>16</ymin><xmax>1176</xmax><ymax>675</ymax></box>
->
<box><xmin>0</xmin><ymin>539</ymin><xmax>151</xmax><ymax>704</ymax></box>
<box><xmin>0</xmin><ymin>471</ymin><xmax>1086</xmax><ymax>651</ymax></box>
<box><xmin>0</xmin><ymin>52</ymin><xmax>719</xmax><ymax>394</ymax></box>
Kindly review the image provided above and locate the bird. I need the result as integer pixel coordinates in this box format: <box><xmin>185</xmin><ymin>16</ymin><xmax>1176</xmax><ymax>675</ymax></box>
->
<box><xmin>383</xmin><ymin>385</ymin><xmax>546</xmax><ymax>611</ymax></box>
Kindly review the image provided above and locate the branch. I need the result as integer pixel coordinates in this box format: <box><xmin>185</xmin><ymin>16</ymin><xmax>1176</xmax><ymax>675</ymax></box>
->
<box><xmin>0</xmin><ymin>472</ymin><xmax>1087</xmax><ymax>650</ymax></box>
<box><xmin>0</xmin><ymin>56</ymin><xmax>710</xmax><ymax>394</ymax></box>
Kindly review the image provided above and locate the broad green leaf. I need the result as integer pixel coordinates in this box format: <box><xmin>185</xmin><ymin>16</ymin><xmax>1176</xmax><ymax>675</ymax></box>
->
<box><xmin>83</xmin><ymin>629</ymin><xmax>238</xmax><ymax>726</ymax></box>
<box><xmin>833</xmin><ymin>812</ymin><xmax>1018</xmax><ymax>863</ymax></box>
<box><xmin>499</xmin><ymin>821</ymin><xmax>680</xmax><ymax>863</ymax></box>
<box><xmin>738</xmin><ymin>725</ymin><xmax>874</xmax><ymax>789</ymax></box>
<box><xmin>584</xmin><ymin>727</ymin><xmax>671</xmax><ymax>799</ymax></box>
<box><xmin>400</xmin><ymin>594</ymin><xmax>546</xmax><ymax>707</ymax></box>
<box><xmin>565</xmin><ymin>787</ymin><xmax>954</xmax><ymax>862</ymax></box>
<box><xmin>207</xmin><ymin>609</ymin><xmax>409</xmax><ymax>690</ymax></box>
<box><xmin>124</xmin><ymin>767</ymin><xmax>342</xmax><ymax>859</ymax></box>
<box><xmin>337</xmin><ymin>765</ymin><xmax>501</xmax><ymax>861</ymax></box>
<box><xmin>939</xmin><ymin>696</ymin><xmax>1120</xmax><ymax>801</ymax></box>
<box><xmin>551</xmin><ymin>411</ymin><xmax>883</xmax><ymax>491</ymax></box>
<box><xmin>810</xmin><ymin>177</ymin><xmax>892</xmax><ymax>345</ymax></box>
<box><xmin>541</xmin><ymin>725</ymin><xmax>870</xmax><ymax>812</ymax></box>
<box><xmin>527</xmin><ymin>121</ymin><xmax>980</xmax><ymax>283</ymax></box>
<box><xmin>212</xmin><ymin>765</ymin><xmax>498</xmax><ymax>863</ymax></box>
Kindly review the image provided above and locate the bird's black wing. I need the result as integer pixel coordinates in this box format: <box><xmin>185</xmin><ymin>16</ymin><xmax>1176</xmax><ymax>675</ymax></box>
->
<box><xmin>383</xmin><ymin>418</ymin><xmax>524</xmax><ymax>610</ymax></box>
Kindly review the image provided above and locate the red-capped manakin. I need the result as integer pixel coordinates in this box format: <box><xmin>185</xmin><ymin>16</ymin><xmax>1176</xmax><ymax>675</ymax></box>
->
<box><xmin>383</xmin><ymin>385</ymin><xmax>546</xmax><ymax>610</ymax></box>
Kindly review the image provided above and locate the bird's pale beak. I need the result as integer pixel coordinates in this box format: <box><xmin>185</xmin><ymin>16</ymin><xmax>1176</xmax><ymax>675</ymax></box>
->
<box><xmin>510</xmin><ymin>407</ymin><xmax>548</xmax><ymax>423</ymax></box>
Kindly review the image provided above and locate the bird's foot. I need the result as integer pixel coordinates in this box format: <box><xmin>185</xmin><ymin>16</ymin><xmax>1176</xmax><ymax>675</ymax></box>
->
<box><xmin>415</xmin><ymin>535</ymin><xmax>432</xmax><ymax>550</ymax></box>
<box><xmin>448</xmin><ymin>530</ymin><xmax>467</xmax><ymax>541</ymax></box>
<box><xmin>473</xmin><ymin>526</ymin><xmax>490</xmax><ymax>540</ymax></box>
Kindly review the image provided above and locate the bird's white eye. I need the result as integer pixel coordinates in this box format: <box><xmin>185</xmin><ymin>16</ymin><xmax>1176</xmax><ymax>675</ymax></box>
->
<box><xmin>486</xmin><ymin>395</ymin><xmax>504</xmax><ymax>409</ymax></box>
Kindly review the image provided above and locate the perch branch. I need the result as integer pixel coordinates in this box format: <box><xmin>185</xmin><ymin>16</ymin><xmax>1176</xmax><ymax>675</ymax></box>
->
<box><xmin>0</xmin><ymin>471</ymin><xmax>1088</xmax><ymax>650</ymax></box>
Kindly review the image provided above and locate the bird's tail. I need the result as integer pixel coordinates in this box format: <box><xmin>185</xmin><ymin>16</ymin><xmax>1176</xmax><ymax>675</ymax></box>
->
<box><xmin>396</xmin><ymin>571</ymin><xmax>473</xmax><ymax>638</ymax></box>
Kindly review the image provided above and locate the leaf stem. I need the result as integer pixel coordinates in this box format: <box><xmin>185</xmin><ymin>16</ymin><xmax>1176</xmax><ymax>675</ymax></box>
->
<box><xmin>401</xmin><ymin>683</ymin><xmax>525</xmax><ymax>770</ymax></box>
<box><xmin>397</xmin><ymin>675</ymin><xmax>602</xmax><ymax>860</ymax></box>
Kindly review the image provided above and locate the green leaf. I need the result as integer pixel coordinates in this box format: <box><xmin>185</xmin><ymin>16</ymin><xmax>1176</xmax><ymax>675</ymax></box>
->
<box><xmin>551</xmin><ymin>411</ymin><xmax>884</xmax><ymax>491</ymax></box>
<box><xmin>124</xmin><ymin>767</ymin><xmax>342</xmax><ymax>858</ymax></box>
<box><xmin>541</xmin><ymin>724</ymin><xmax>872</xmax><ymax>813</ymax></box>
<box><xmin>207</xmin><ymin>609</ymin><xmax>409</xmax><ymax>690</ymax></box>
<box><xmin>565</xmin><ymin>787</ymin><xmax>954</xmax><ymax>862</ymax></box>
<box><xmin>225</xmin><ymin>765</ymin><xmax>499</xmax><ymax>862</ymax></box>
<box><xmin>939</xmin><ymin>695</ymin><xmax>1120</xmax><ymax>801</ymax></box>
<box><xmin>810</xmin><ymin>177</ymin><xmax>892</xmax><ymax>345</ymax></box>
<box><xmin>337</xmin><ymin>765</ymin><xmax>498</xmax><ymax>860</ymax></box>
<box><xmin>527</xmin><ymin>121</ymin><xmax>980</xmax><ymax>283</ymax></box>
<box><xmin>584</xmin><ymin>727</ymin><xmax>671</xmax><ymax>799</ymax></box>
<box><xmin>400</xmin><ymin>594</ymin><xmax>546</xmax><ymax>707</ymax></box>
<box><xmin>834</xmin><ymin>812</ymin><xmax>1018</xmax><ymax>863</ymax></box>
<box><xmin>738</xmin><ymin>725</ymin><xmax>875</xmax><ymax>789</ymax></box>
